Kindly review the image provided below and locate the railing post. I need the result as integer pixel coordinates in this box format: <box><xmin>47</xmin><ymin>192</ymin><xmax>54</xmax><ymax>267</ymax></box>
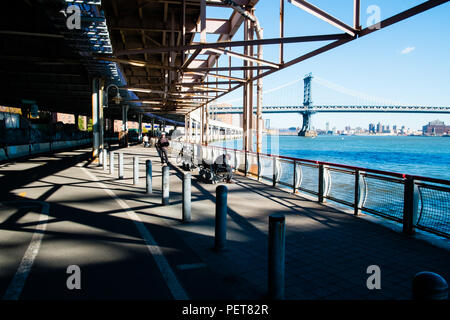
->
<box><xmin>403</xmin><ymin>175</ymin><xmax>418</xmax><ymax>235</ymax></box>
<box><xmin>354</xmin><ymin>169</ymin><xmax>360</xmax><ymax>215</ymax></box>
<box><xmin>133</xmin><ymin>156</ymin><xmax>139</xmax><ymax>185</ymax></box>
<box><xmin>293</xmin><ymin>160</ymin><xmax>297</xmax><ymax>193</ymax></box>
<box><xmin>162</xmin><ymin>165</ymin><xmax>170</xmax><ymax>205</ymax></box>
<box><xmin>318</xmin><ymin>163</ymin><xmax>325</xmax><ymax>203</ymax></box>
<box><xmin>182</xmin><ymin>172</ymin><xmax>191</xmax><ymax>223</ymax></box>
<box><xmin>412</xmin><ymin>271</ymin><xmax>448</xmax><ymax>300</ymax></box>
<box><xmin>268</xmin><ymin>213</ymin><xmax>285</xmax><ymax>300</ymax></box>
<box><xmin>234</xmin><ymin>149</ymin><xmax>237</xmax><ymax>173</ymax></box>
<box><xmin>146</xmin><ymin>159</ymin><xmax>152</xmax><ymax>194</ymax></box>
<box><xmin>257</xmin><ymin>153</ymin><xmax>261</xmax><ymax>181</ymax></box>
<box><xmin>273</xmin><ymin>157</ymin><xmax>277</xmax><ymax>187</ymax></box>
<box><xmin>118</xmin><ymin>153</ymin><xmax>124</xmax><ymax>180</ymax></box>
<box><xmin>214</xmin><ymin>185</ymin><xmax>228</xmax><ymax>251</ymax></box>
<box><xmin>244</xmin><ymin>151</ymin><xmax>248</xmax><ymax>177</ymax></box>
<box><xmin>109</xmin><ymin>151</ymin><xmax>115</xmax><ymax>175</ymax></box>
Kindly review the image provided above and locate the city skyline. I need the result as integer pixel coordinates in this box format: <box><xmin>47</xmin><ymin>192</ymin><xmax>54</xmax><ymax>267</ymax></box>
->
<box><xmin>212</xmin><ymin>1</ymin><xmax>450</xmax><ymax>131</ymax></box>
<box><xmin>265</xmin><ymin>113</ymin><xmax>450</xmax><ymax>131</ymax></box>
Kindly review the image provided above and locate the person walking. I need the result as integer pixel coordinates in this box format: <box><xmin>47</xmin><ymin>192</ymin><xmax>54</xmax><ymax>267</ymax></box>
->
<box><xmin>156</xmin><ymin>132</ymin><xmax>170</xmax><ymax>164</ymax></box>
<box><xmin>143</xmin><ymin>134</ymin><xmax>149</xmax><ymax>147</ymax></box>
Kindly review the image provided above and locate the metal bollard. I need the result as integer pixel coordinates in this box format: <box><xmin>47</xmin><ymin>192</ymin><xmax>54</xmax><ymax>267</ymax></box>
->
<box><xmin>118</xmin><ymin>153</ymin><xmax>124</xmax><ymax>180</ymax></box>
<box><xmin>412</xmin><ymin>271</ymin><xmax>448</xmax><ymax>300</ymax></box>
<box><xmin>103</xmin><ymin>149</ymin><xmax>108</xmax><ymax>171</ymax></box>
<box><xmin>214</xmin><ymin>185</ymin><xmax>228</xmax><ymax>251</ymax></box>
<box><xmin>162</xmin><ymin>165</ymin><xmax>170</xmax><ymax>205</ymax></box>
<box><xmin>109</xmin><ymin>151</ymin><xmax>115</xmax><ymax>175</ymax></box>
<box><xmin>268</xmin><ymin>213</ymin><xmax>286</xmax><ymax>300</ymax></box>
<box><xmin>146</xmin><ymin>160</ymin><xmax>152</xmax><ymax>194</ymax></box>
<box><xmin>133</xmin><ymin>156</ymin><xmax>139</xmax><ymax>185</ymax></box>
<box><xmin>99</xmin><ymin>148</ymin><xmax>103</xmax><ymax>166</ymax></box>
<box><xmin>182</xmin><ymin>172</ymin><xmax>191</xmax><ymax>223</ymax></box>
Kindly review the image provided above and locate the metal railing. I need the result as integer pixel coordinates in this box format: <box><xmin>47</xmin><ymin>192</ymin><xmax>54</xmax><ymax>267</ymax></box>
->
<box><xmin>170</xmin><ymin>141</ymin><xmax>450</xmax><ymax>238</ymax></box>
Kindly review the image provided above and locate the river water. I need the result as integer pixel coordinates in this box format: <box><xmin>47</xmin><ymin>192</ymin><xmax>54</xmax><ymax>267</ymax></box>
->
<box><xmin>213</xmin><ymin>135</ymin><xmax>450</xmax><ymax>181</ymax></box>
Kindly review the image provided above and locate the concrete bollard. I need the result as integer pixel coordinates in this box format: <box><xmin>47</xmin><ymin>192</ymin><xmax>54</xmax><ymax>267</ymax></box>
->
<box><xmin>118</xmin><ymin>153</ymin><xmax>124</xmax><ymax>180</ymax></box>
<box><xmin>103</xmin><ymin>149</ymin><xmax>108</xmax><ymax>171</ymax></box>
<box><xmin>214</xmin><ymin>185</ymin><xmax>228</xmax><ymax>251</ymax></box>
<box><xmin>109</xmin><ymin>151</ymin><xmax>115</xmax><ymax>175</ymax></box>
<box><xmin>133</xmin><ymin>156</ymin><xmax>139</xmax><ymax>185</ymax></box>
<box><xmin>412</xmin><ymin>271</ymin><xmax>448</xmax><ymax>300</ymax></box>
<box><xmin>268</xmin><ymin>214</ymin><xmax>286</xmax><ymax>300</ymax></box>
<box><xmin>162</xmin><ymin>165</ymin><xmax>170</xmax><ymax>205</ymax></box>
<box><xmin>182</xmin><ymin>172</ymin><xmax>191</xmax><ymax>223</ymax></box>
<box><xmin>146</xmin><ymin>160</ymin><xmax>152</xmax><ymax>194</ymax></box>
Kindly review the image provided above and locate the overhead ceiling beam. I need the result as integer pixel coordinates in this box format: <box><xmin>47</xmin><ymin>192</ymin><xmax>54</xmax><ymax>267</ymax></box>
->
<box><xmin>0</xmin><ymin>30</ymin><xmax>64</xmax><ymax>38</ymax></box>
<box><xmin>184</xmin><ymin>71</ymin><xmax>246</xmax><ymax>82</ymax></box>
<box><xmin>115</xmin><ymin>33</ymin><xmax>349</xmax><ymax>56</ymax></box>
<box><xmin>186</xmin><ymin>66</ymin><xmax>271</xmax><ymax>72</ymax></box>
<box><xmin>190</xmin><ymin>18</ymin><xmax>231</xmax><ymax>34</ymax></box>
<box><xmin>94</xmin><ymin>57</ymin><xmax>178</xmax><ymax>71</ymax></box>
<box><xmin>206</xmin><ymin>48</ymin><xmax>279</xmax><ymax>69</ymax></box>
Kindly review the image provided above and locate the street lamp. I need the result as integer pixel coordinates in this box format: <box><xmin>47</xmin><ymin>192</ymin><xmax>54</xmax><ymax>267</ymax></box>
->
<box><xmin>104</xmin><ymin>84</ymin><xmax>122</xmax><ymax>107</ymax></box>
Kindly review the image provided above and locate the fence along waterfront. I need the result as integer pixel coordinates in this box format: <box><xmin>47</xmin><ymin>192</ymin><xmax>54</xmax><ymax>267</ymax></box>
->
<box><xmin>171</xmin><ymin>141</ymin><xmax>450</xmax><ymax>238</ymax></box>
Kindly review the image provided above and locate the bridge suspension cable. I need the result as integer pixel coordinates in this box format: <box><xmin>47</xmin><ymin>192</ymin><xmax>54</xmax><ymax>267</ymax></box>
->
<box><xmin>217</xmin><ymin>77</ymin><xmax>303</xmax><ymax>106</ymax></box>
<box><xmin>312</xmin><ymin>76</ymin><xmax>416</xmax><ymax>107</ymax></box>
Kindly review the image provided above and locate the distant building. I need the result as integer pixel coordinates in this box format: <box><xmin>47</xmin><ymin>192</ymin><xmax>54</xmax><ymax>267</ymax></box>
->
<box><xmin>422</xmin><ymin>120</ymin><xmax>450</xmax><ymax>136</ymax></box>
<box><xmin>376</xmin><ymin>122</ymin><xmax>381</xmax><ymax>133</ymax></box>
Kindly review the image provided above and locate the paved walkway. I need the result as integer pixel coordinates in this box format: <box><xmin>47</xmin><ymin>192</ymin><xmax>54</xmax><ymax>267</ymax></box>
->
<box><xmin>0</xmin><ymin>145</ymin><xmax>448</xmax><ymax>300</ymax></box>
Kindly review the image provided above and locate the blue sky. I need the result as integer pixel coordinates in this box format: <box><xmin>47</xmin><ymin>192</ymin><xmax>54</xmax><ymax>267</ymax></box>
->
<box><xmin>205</xmin><ymin>1</ymin><xmax>450</xmax><ymax>130</ymax></box>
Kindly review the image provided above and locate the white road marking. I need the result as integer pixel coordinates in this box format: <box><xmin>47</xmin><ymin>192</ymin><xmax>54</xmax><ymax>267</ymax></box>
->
<box><xmin>3</xmin><ymin>202</ymin><xmax>50</xmax><ymax>300</ymax></box>
<box><xmin>81</xmin><ymin>166</ymin><xmax>189</xmax><ymax>300</ymax></box>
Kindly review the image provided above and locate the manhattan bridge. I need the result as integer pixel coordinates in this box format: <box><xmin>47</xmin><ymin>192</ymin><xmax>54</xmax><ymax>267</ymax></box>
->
<box><xmin>211</xmin><ymin>73</ymin><xmax>450</xmax><ymax>136</ymax></box>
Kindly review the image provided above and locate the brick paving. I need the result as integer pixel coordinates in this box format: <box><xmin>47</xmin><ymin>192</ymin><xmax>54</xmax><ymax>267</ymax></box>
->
<box><xmin>117</xmin><ymin>145</ymin><xmax>449</xmax><ymax>300</ymax></box>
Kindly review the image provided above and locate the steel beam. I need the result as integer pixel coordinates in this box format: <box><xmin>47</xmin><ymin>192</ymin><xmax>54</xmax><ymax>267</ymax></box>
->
<box><xmin>288</xmin><ymin>0</ymin><xmax>357</xmax><ymax>36</ymax></box>
<box><xmin>115</xmin><ymin>34</ymin><xmax>349</xmax><ymax>56</ymax></box>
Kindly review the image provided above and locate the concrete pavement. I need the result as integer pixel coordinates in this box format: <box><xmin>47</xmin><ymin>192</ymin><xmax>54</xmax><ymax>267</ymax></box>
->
<box><xmin>0</xmin><ymin>145</ymin><xmax>448</xmax><ymax>300</ymax></box>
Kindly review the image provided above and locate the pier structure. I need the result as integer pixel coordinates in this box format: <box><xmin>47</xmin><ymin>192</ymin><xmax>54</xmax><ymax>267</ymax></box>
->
<box><xmin>0</xmin><ymin>0</ymin><xmax>449</xmax><ymax>302</ymax></box>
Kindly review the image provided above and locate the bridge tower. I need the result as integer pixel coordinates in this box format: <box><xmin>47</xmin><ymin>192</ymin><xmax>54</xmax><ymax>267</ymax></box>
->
<box><xmin>303</xmin><ymin>72</ymin><xmax>313</xmax><ymax>106</ymax></box>
<box><xmin>299</xmin><ymin>73</ymin><xmax>315</xmax><ymax>136</ymax></box>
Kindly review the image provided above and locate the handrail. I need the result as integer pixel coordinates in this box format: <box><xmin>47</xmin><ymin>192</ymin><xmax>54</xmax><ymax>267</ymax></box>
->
<box><xmin>171</xmin><ymin>140</ymin><xmax>449</xmax><ymax>238</ymax></box>
<box><xmin>190</xmin><ymin>142</ymin><xmax>450</xmax><ymax>186</ymax></box>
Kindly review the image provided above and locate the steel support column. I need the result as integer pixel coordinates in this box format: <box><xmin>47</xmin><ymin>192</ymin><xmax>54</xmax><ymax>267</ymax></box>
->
<box><xmin>248</xmin><ymin>18</ymin><xmax>254</xmax><ymax>153</ymax></box>
<box><xmin>242</xmin><ymin>17</ymin><xmax>249</xmax><ymax>152</ymax></box>
<box><xmin>92</xmin><ymin>78</ymin><xmax>100</xmax><ymax>162</ymax></box>
<box><xmin>205</xmin><ymin>104</ymin><xmax>209</xmax><ymax>145</ymax></box>
<box><xmin>138</xmin><ymin>114</ymin><xmax>143</xmax><ymax>142</ymax></box>
<box><xmin>99</xmin><ymin>79</ymin><xmax>105</xmax><ymax>154</ymax></box>
<box><xmin>92</xmin><ymin>78</ymin><xmax>104</xmax><ymax>162</ymax></box>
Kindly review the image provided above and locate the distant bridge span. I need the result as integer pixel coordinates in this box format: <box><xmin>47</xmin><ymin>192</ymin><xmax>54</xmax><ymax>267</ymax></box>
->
<box><xmin>211</xmin><ymin>105</ymin><xmax>450</xmax><ymax>114</ymax></box>
<box><xmin>211</xmin><ymin>74</ymin><xmax>450</xmax><ymax>136</ymax></box>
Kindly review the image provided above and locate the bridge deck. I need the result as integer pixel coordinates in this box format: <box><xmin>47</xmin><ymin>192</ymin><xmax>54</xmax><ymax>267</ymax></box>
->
<box><xmin>0</xmin><ymin>146</ymin><xmax>448</xmax><ymax>300</ymax></box>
